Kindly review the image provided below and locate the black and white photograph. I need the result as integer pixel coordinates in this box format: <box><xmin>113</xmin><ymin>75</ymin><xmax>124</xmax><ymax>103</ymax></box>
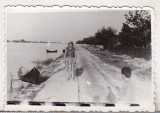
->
<box><xmin>7</xmin><ymin>7</ymin><xmax>152</xmax><ymax>107</ymax></box>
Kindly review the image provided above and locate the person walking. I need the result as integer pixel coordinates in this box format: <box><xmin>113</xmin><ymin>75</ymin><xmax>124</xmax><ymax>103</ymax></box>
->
<box><xmin>64</xmin><ymin>42</ymin><xmax>77</xmax><ymax>80</ymax></box>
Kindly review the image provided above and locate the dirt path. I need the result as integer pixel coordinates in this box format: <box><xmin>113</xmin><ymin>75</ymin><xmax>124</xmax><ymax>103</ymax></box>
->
<box><xmin>33</xmin><ymin>61</ymin><xmax>79</xmax><ymax>102</ymax></box>
<box><xmin>76</xmin><ymin>46</ymin><xmax>125</xmax><ymax>103</ymax></box>
<box><xmin>33</xmin><ymin>45</ymin><xmax>152</xmax><ymax>104</ymax></box>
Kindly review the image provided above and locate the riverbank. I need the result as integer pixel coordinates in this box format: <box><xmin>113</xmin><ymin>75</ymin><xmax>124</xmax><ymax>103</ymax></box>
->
<box><xmin>9</xmin><ymin>54</ymin><xmax>64</xmax><ymax>101</ymax></box>
<box><xmin>9</xmin><ymin>45</ymin><xmax>152</xmax><ymax>103</ymax></box>
<box><xmin>82</xmin><ymin>45</ymin><xmax>151</xmax><ymax>79</ymax></box>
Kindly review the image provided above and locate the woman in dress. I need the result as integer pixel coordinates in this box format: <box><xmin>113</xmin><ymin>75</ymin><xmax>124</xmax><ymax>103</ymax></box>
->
<box><xmin>64</xmin><ymin>42</ymin><xmax>77</xmax><ymax>80</ymax></box>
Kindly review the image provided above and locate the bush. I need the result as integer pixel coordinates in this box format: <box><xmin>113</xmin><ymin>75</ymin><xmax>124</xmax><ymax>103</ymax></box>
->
<box><xmin>42</xmin><ymin>58</ymin><xmax>53</xmax><ymax>65</ymax></box>
<box><xmin>33</xmin><ymin>58</ymin><xmax>53</xmax><ymax>66</ymax></box>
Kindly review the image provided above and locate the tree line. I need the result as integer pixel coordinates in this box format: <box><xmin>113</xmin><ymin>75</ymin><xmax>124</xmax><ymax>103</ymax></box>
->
<box><xmin>76</xmin><ymin>10</ymin><xmax>151</xmax><ymax>52</ymax></box>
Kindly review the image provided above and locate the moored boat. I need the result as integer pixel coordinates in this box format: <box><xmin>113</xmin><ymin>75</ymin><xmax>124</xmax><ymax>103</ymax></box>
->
<box><xmin>46</xmin><ymin>49</ymin><xmax>58</xmax><ymax>53</ymax></box>
<box><xmin>18</xmin><ymin>67</ymin><xmax>48</xmax><ymax>84</ymax></box>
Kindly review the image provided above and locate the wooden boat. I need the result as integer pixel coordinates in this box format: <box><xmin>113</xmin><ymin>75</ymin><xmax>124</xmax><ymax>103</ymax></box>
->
<box><xmin>18</xmin><ymin>67</ymin><xmax>49</xmax><ymax>85</ymax></box>
<box><xmin>46</xmin><ymin>49</ymin><xmax>58</xmax><ymax>53</ymax></box>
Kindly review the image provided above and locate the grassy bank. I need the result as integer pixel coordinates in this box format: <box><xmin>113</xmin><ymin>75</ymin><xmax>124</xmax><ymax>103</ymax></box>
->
<box><xmin>10</xmin><ymin>54</ymin><xmax>64</xmax><ymax>101</ymax></box>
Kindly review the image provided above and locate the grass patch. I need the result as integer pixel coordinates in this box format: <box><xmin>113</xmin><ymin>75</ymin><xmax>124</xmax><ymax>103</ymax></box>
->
<box><xmin>32</xmin><ymin>58</ymin><xmax>53</xmax><ymax>66</ymax></box>
<box><xmin>42</xmin><ymin>58</ymin><xmax>53</xmax><ymax>65</ymax></box>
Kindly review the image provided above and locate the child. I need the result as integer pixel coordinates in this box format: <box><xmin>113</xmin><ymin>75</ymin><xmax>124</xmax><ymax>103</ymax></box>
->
<box><xmin>118</xmin><ymin>67</ymin><xmax>136</xmax><ymax>104</ymax></box>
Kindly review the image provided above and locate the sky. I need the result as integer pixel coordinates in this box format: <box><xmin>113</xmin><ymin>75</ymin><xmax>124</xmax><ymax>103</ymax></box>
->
<box><xmin>7</xmin><ymin>8</ymin><xmax>129</xmax><ymax>42</ymax></box>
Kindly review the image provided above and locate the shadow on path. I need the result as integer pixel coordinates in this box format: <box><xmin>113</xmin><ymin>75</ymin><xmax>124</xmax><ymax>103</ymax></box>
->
<box><xmin>76</xmin><ymin>67</ymin><xmax>84</xmax><ymax>77</ymax></box>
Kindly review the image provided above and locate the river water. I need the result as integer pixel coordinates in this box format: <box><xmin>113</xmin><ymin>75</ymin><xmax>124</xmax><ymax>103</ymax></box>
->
<box><xmin>7</xmin><ymin>43</ymin><xmax>67</xmax><ymax>79</ymax></box>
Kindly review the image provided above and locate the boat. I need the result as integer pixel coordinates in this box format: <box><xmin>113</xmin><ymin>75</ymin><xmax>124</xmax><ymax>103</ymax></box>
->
<box><xmin>18</xmin><ymin>67</ymin><xmax>49</xmax><ymax>84</ymax></box>
<box><xmin>46</xmin><ymin>49</ymin><xmax>58</xmax><ymax>53</ymax></box>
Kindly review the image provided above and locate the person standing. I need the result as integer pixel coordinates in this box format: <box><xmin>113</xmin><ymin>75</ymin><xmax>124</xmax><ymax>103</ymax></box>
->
<box><xmin>64</xmin><ymin>42</ymin><xmax>77</xmax><ymax>80</ymax></box>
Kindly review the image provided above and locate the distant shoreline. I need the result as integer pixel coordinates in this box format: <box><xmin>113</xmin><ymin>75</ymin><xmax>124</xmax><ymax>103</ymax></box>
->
<box><xmin>7</xmin><ymin>41</ymin><xmax>66</xmax><ymax>44</ymax></box>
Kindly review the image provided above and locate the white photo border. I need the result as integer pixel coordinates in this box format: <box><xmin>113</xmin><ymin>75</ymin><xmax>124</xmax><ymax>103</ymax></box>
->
<box><xmin>1</xmin><ymin>5</ymin><xmax>156</xmax><ymax>112</ymax></box>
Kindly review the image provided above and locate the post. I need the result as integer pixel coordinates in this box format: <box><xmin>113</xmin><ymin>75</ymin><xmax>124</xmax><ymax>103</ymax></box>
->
<box><xmin>10</xmin><ymin>72</ymin><xmax>13</xmax><ymax>93</ymax></box>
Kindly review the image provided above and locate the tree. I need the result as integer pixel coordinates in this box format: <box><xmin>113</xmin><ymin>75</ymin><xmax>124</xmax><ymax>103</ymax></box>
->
<box><xmin>119</xmin><ymin>23</ymin><xmax>134</xmax><ymax>47</ymax></box>
<box><xmin>99</xmin><ymin>26</ymin><xmax>117</xmax><ymax>50</ymax></box>
<box><xmin>94</xmin><ymin>29</ymin><xmax>103</xmax><ymax>45</ymax></box>
<box><xmin>76</xmin><ymin>26</ymin><xmax>118</xmax><ymax>52</ymax></box>
<box><xmin>20</xmin><ymin>39</ymin><xmax>26</xmax><ymax>43</ymax></box>
<box><xmin>120</xmin><ymin>10</ymin><xmax>151</xmax><ymax>48</ymax></box>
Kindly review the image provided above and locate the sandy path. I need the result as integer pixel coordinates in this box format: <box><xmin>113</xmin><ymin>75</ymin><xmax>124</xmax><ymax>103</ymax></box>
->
<box><xmin>33</xmin><ymin>62</ymin><xmax>79</xmax><ymax>102</ymax></box>
<box><xmin>76</xmin><ymin>46</ymin><xmax>125</xmax><ymax>103</ymax></box>
<box><xmin>34</xmin><ymin>45</ymin><xmax>152</xmax><ymax>104</ymax></box>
